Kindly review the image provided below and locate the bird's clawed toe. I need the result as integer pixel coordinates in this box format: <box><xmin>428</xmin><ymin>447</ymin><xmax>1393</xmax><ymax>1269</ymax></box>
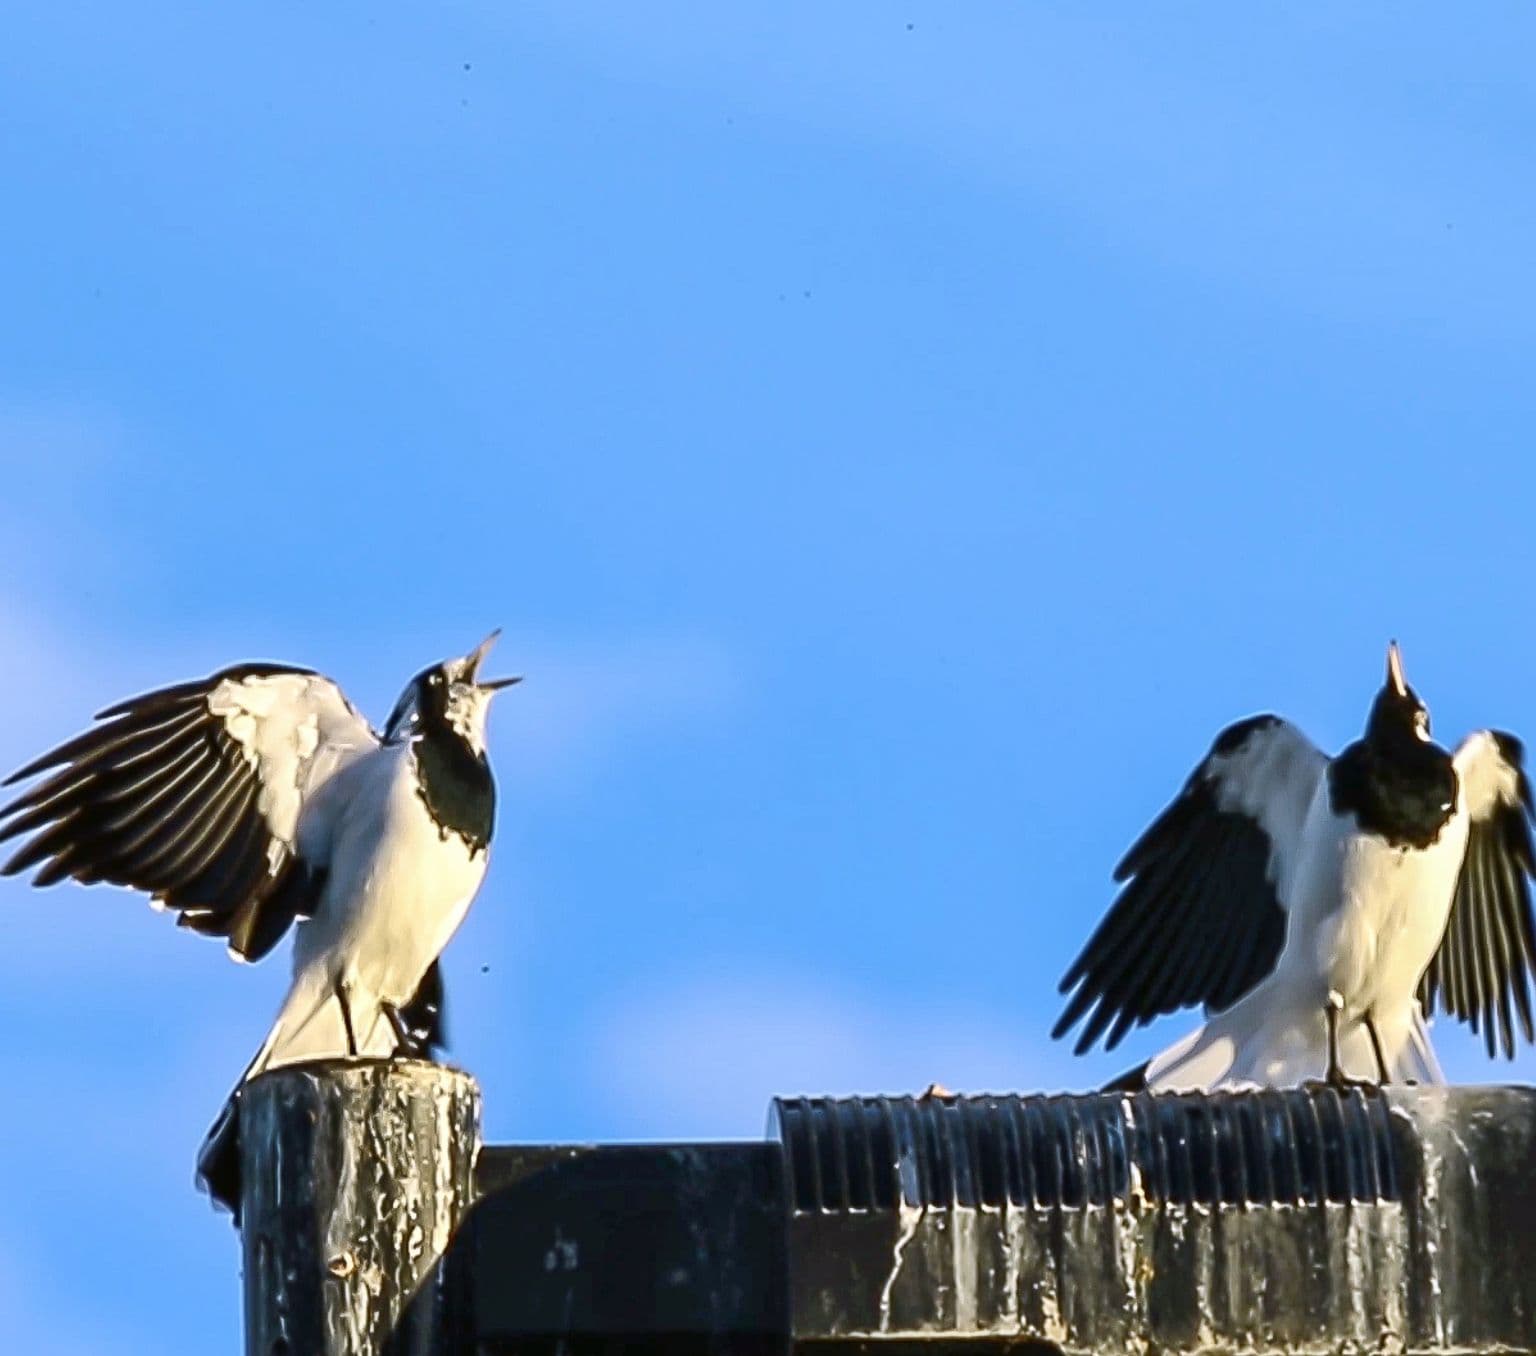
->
<box><xmin>381</xmin><ymin>1002</ymin><xmax>419</xmax><ymax>1057</ymax></box>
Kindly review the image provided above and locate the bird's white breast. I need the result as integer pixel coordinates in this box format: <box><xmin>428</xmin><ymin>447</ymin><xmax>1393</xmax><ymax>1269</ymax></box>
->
<box><xmin>1283</xmin><ymin>779</ymin><xmax>1468</xmax><ymax>1018</ymax></box>
<box><xmin>292</xmin><ymin>741</ymin><xmax>488</xmax><ymax>1002</ymax></box>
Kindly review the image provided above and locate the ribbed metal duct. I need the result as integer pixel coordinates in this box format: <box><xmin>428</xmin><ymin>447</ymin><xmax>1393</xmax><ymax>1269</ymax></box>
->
<box><xmin>769</xmin><ymin>1086</ymin><xmax>1536</xmax><ymax>1353</ymax></box>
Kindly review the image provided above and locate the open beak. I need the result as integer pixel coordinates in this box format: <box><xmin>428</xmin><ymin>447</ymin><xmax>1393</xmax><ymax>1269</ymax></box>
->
<box><xmin>465</xmin><ymin>629</ymin><xmax>523</xmax><ymax>691</ymax></box>
<box><xmin>1386</xmin><ymin>640</ymin><xmax>1407</xmax><ymax>697</ymax></box>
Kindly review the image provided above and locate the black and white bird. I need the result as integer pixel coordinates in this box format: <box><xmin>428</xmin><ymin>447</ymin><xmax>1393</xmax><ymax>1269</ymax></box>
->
<box><xmin>1054</xmin><ymin>642</ymin><xmax>1536</xmax><ymax>1089</ymax></box>
<box><xmin>0</xmin><ymin>632</ymin><xmax>519</xmax><ymax>1203</ymax></box>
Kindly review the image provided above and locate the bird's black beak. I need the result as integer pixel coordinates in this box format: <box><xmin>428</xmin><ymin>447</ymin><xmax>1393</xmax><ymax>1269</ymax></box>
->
<box><xmin>1386</xmin><ymin>640</ymin><xmax>1408</xmax><ymax>697</ymax></box>
<box><xmin>465</xmin><ymin>629</ymin><xmax>522</xmax><ymax>692</ymax></box>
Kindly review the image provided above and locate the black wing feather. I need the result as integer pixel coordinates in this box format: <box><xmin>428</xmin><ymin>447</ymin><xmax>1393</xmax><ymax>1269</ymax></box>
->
<box><xmin>1079</xmin><ymin>819</ymin><xmax>1227</xmax><ymax>1053</ymax></box>
<box><xmin>0</xmin><ymin>702</ymin><xmax>203</xmax><ymax>788</ymax></box>
<box><xmin>1420</xmin><ymin>732</ymin><xmax>1536</xmax><ymax>1059</ymax></box>
<box><xmin>1055</xmin><ymin>820</ymin><xmax>1213</xmax><ymax>1049</ymax></box>
<box><xmin>0</xmin><ymin>663</ymin><xmax>322</xmax><ymax>959</ymax></box>
<box><xmin>1055</xmin><ymin>715</ymin><xmax>1322</xmax><ymax>1056</ymax></box>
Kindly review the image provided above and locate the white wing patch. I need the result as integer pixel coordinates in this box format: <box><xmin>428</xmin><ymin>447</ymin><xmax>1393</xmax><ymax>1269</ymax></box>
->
<box><xmin>207</xmin><ymin>673</ymin><xmax>374</xmax><ymax>849</ymax></box>
<box><xmin>1</xmin><ymin>660</ymin><xmax>384</xmax><ymax>965</ymax></box>
<box><xmin>1455</xmin><ymin>730</ymin><xmax>1522</xmax><ymax>821</ymax></box>
<box><xmin>1055</xmin><ymin>714</ymin><xmax>1330</xmax><ymax>1056</ymax></box>
<box><xmin>1204</xmin><ymin>719</ymin><xmax>1329</xmax><ymax>900</ymax></box>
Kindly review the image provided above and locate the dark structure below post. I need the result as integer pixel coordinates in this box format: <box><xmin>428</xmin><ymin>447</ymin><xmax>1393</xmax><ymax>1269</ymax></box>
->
<box><xmin>460</xmin><ymin>1084</ymin><xmax>1536</xmax><ymax>1354</ymax></box>
<box><xmin>236</xmin><ymin>1073</ymin><xmax>1536</xmax><ymax>1354</ymax></box>
<box><xmin>239</xmin><ymin>1058</ymin><xmax>480</xmax><ymax>1356</ymax></box>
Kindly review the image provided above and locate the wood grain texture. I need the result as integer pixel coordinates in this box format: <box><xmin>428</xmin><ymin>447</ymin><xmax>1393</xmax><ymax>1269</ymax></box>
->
<box><xmin>239</xmin><ymin>1058</ymin><xmax>479</xmax><ymax>1356</ymax></box>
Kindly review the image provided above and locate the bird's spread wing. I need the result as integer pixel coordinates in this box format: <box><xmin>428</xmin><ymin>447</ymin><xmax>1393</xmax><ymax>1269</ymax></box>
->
<box><xmin>1054</xmin><ymin>715</ymin><xmax>1328</xmax><ymax>1055</ymax></box>
<box><xmin>0</xmin><ymin>663</ymin><xmax>377</xmax><ymax>961</ymax></box>
<box><xmin>1419</xmin><ymin>731</ymin><xmax>1536</xmax><ymax>1058</ymax></box>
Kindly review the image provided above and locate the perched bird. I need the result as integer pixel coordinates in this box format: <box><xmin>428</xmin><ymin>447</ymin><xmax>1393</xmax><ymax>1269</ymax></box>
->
<box><xmin>0</xmin><ymin>632</ymin><xmax>519</xmax><ymax>1205</ymax></box>
<box><xmin>1055</xmin><ymin>642</ymin><xmax>1536</xmax><ymax>1090</ymax></box>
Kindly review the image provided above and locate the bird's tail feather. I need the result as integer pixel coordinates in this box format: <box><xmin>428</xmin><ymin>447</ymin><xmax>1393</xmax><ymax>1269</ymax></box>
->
<box><xmin>1145</xmin><ymin>982</ymin><xmax>1444</xmax><ymax>1091</ymax></box>
<box><xmin>255</xmin><ymin>968</ymin><xmax>397</xmax><ymax>1075</ymax></box>
<box><xmin>195</xmin><ymin>1090</ymin><xmax>243</xmax><ymax>1215</ymax></box>
<box><xmin>1100</xmin><ymin>1059</ymin><xmax>1151</xmax><ymax>1093</ymax></box>
<box><xmin>196</xmin><ymin>963</ymin><xmax>450</xmax><ymax>1214</ymax></box>
<box><xmin>195</xmin><ymin>969</ymin><xmax>397</xmax><ymax>1215</ymax></box>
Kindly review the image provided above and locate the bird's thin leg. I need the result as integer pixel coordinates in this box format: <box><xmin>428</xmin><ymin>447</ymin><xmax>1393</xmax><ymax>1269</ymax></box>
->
<box><xmin>1365</xmin><ymin>1014</ymin><xmax>1391</xmax><ymax>1084</ymax></box>
<box><xmin>334</xmin><ymin>976</ymin><xmax>359</xmax><ymax>1057</ymax></box>
<box><xmin>1325</xmin><ymin>991</ymin><xmax>1345</xmax><ymax>1086</ymax></box>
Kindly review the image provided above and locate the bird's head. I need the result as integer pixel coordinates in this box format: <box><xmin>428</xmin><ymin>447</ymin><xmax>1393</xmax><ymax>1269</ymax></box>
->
<box><xmin>1365</xmin><ymin>640</ymin><xmax>1431</xmax><ymax>747</ymax></box>
<box><xmin>383</xmin><ymin>630</ymin><xmax>521</xmax><ymax>751</ymax></box>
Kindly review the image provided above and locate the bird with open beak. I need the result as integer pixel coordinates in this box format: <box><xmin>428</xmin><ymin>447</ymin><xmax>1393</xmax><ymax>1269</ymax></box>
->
<box><xmin>1055</xmin><ymin>641</ymin><xmax>1536</xmax><ymax>1090</ymax></box>
<box><xmin>0</xmin><ymin>631</ymin><xmax>521</xmax><ymax>1206</ymax></box>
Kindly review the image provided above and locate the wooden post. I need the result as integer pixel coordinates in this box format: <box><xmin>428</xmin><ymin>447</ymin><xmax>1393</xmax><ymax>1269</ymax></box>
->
<box><xmin>239</xmin><ymin>1058</ymin><xmax>480</xmax><ymax>1356</ymax></box>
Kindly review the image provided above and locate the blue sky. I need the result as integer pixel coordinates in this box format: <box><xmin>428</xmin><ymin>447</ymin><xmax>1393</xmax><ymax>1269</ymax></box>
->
<box><xmin>3</xmin><ymin>2</ymin><xmax>1536</xmax><ymax>1348</ymax></box>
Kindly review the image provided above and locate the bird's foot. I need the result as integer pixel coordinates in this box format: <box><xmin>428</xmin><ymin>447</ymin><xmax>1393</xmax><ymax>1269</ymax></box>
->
<box><xmin>1325</xmin><ymin>1072</ymin><xmax>1382</xmax><ymax>1093</ymax></box>
<box><xmin>381</xmin><ymin>1002</ymin><xmax>420</xmax><ymax>1058</ymax></box>
<box><xmin>1301</xmin><ymin>1063</ymin><xmax>1384</xmax><ymax>1095</ymax></box>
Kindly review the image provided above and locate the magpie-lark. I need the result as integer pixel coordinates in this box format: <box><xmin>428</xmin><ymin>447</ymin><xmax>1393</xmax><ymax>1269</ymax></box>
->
<box><xmin>0</xmin><ymin>632</ymin><xmax>519</xmax><ymax>1204</ymax></box>
<box><xmin>1055</xmin><ymin>642</ymin><xmax>1536</xmax><ymax>1089</ymax></box>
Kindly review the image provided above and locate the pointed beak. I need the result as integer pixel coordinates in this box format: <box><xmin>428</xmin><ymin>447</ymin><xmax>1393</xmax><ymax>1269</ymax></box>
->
<box><xmin>465</xmin><ymin>629</ymin><xmax>522</xmax><ymax>691</ymax></box>
<box><xmin>1386</xmin><ymin>640</ymin><xmax>1407</xmax><ymax>697</ymax></box>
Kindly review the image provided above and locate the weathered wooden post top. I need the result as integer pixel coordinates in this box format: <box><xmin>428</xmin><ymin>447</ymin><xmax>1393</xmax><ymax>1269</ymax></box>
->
<box><xmin>235</xmin><ymin>1063</ymin><xmax>1536</xmax><ymax>1355</ymax></box>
